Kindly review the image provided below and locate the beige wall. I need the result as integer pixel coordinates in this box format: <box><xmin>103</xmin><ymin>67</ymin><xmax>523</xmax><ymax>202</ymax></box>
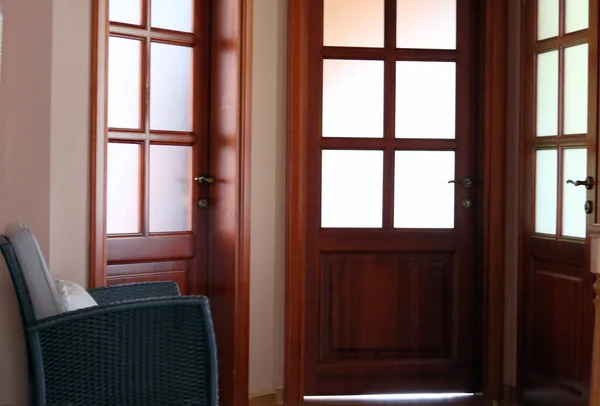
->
<box><xmin>0</xmin><ymin>0</ymin><xmax>91</xmax><ymax>404</ymax></box>
<box><xmin>249</xmin><ymin>0</ymin><xmax>287</xmax><ymax>396</ymax></box>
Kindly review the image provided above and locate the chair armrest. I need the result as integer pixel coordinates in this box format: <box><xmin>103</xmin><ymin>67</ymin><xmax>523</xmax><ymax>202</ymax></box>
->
<box><xmin>87</xmin><ymin>281</ymin><xmax>181</xmax><ymax>305</ymax></box>
<box><xmin>30</xmin><ymin>296</ymin><xmax>217</xmax><ymax>406</ymax></box>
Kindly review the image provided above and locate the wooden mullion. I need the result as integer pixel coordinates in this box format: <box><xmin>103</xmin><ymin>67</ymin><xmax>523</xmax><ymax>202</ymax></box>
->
<box><xmin>555</xmin><ymin>0</ymin><xmax>565</xmax><ymax>238</ymax></box>
<box><xmin>321</xmin><ymin>47</ymin><xmax>458</xmax><ymax>61</ymax></box>
<box><xmin>320</xmin><ymin>137</ymin><xmax>458</xmax><ymax>150</ymax></box>
<box><xmin>141</xmin><ymin>0</ymin><xmax>151</xmax><ymax>237</ymax></box>
<box><xmin>381</xmin><ymin>0</ymin><xmax>396</xmax><ymax>230</ymax></box>
<box><xmin>535</xmin><ymin>31</ymin><xmax>589</xmax><ymax>53</ymax></box>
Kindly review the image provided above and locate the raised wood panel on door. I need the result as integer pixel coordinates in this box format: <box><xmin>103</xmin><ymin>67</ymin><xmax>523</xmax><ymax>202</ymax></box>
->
<box><xmin>518</xmin><ymin>0</ymin><xmax>598</xmax><ymax>405</ymax></box>
<box><xmin>321</xmin><ymin>253</ymin><xmax>453</xmax><ymax>362</ymax></box>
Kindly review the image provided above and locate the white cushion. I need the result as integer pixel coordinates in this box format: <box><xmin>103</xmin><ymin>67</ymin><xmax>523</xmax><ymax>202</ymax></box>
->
<box><xmin>6</xmin><ymin>223</ymin><xmax>62</xmax><ymax>319</ymax></box>
<box><xmin>54</xmin><ymin>279</ymin><xmax>98</xmax><ymax>312</ymax></box>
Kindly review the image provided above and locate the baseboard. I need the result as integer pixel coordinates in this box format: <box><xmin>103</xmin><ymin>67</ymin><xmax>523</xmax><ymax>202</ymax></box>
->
<box><xmin>248</xmin><ymin>388</ymin><xmax>283</xmax><ymax>405</ymax></box>
<box><xmin>249</xmin><ymin>391</ymin><xmax>276</xmax><ymax>399</ymax></box>
<box><xmin>503</xmin><ymin>384</ymin><xmax>518</xmax><ymax>405</ymax></box>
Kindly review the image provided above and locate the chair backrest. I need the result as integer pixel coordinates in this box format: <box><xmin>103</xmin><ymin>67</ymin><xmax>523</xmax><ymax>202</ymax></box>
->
<box><xmin>1</xmin><ymin>223</ymin><xmax>62</xmax><ymax>322</ymax></box>
<box><xmin>0</xmin><ymin>235</ymin><xmax>37</xmax><ymax>326</ymax></box>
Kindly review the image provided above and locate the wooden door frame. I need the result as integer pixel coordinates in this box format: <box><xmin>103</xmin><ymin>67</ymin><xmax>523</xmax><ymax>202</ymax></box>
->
<box><xmin>88</xmin><ymin>1</ymin><xmax>252</xmax><ymax>406</ymax></box>
<box><xmin>284</xmin><ymin>0</ymin><xmax>508</xmax><ymax>403</ymax></box>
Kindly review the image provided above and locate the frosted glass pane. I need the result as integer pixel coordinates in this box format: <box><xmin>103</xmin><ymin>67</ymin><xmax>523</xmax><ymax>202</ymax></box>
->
<box><xmin>149</xmin><ymin>145</ymin><xmax>193</xmax><ymax>233</ymax></box>
<box><xmin>150</xmin><ymin>42</ymin><xmax>193</xmax><ymax>132</ymax></box>
<box><xmin>108</xmin><ymin>37</ymin><xmax>142</xmax><ymax>129</ymax></box>
<box><xmin>321</xmin><ymin>150</ymin><xmax>383</xmax><ymax>228</ymax></box>
<box><xmin>323</xmin><ymin>60</ymin><xmax>384</xmax><ymax>138</ymax></box>
<box><xmin>394</xmin><ymin>151</ymin><xmax>454</xmax><ymax>229</ymax></box>
<box><xmin>107</xmin><ymin>143</ymin><xmax>141</xmax><ymax>234</ymax></box>
<box><xmin>564</xmin><ymin>44</ymin><xmax>588</xmax><ymax>135</ymax></box>
<box><xmin>109</xmin><ymin>0</ymin><xmax>142</xmax><ymax>25</ymax></box>
<box><xmin>563</xmin><ymin>148</ymin><xmax>587</xmax><ymax>238</ymax></box>
<box><xmin>538</xmin><ymin>0</ymin><xmax>559</xmax><ymax>40</ymax></box>
<box><xmin>536</xmin><ymin>51</ymin><xmax>559</xmax><ymax>137</ymax></box>
<box><xmin>535</xmin><ymin>149</ymin><xmax>558</xmax><ymax>234</ymax></box>
<box><xmin>566</xmin><ymin>0</ymin><xmax>589</xmax><ymax>33</ymax></box>
<box><xmin>151</xmin><ymin>0</ymin><xmax>193</xmax><ymax>33</ymax></box>
<box><xmin>324</xmin><ymin>0</ymin><xmax>384</xmax><ymax>47</ymax></box>
<box><xmin>397</xmin><ymin>0</ymin><xmax>456</xmax><ymax>50</ymax></box>
<box><xmin>396</xmin><ymin>62</ymin><xmax>456</xmax><ymax>139</ymax></box>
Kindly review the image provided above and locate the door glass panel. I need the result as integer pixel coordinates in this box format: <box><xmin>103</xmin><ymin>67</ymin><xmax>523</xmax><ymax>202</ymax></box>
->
<box><xmin>396</xmin><ymin>0</ymin><xmax>456</xmax><ymax>50</ymax></box>
<box><xmin>107</xmin><ymin>143</ymin><xmax>141</xmax><ymax>234</ymax></box>
<box><xmin>565</xmin><ymin>0</ymin><xmax>589</xmax><ymax>33</ymax></box>
<box><xmin>536</xmin><ymin>51</ymin><xmax>559</xmax><ymax>137</ymax></box>
<box><xmin>535</xmin><ymin>149</ymin><xmax>558</xmax><ymax>234</ymax></box>
<box><xmin>562</xmin><ymin>148</ymin><xmax>587</xmax><ymax>238</ymax></box>
<box><xmin>321</xmin><ymin>150</ymin><xmax>383</xmax><ymax>228</ymax></box>
<box><xmin>324</xmin><ymin>0</ymin><xmax>384</xmax><ymax>48</ymax></box>
<box><xmin>149</xmin><ymin>145</ymin><xmax>193</xmax><ymax>233</ymax></box>
<box><xmin>322</xmin><ymin>60</ymin><xmax>384</xmax><ymax>138</ymax></box>
<box><xmin>394</xmin><ymin>151</ymin><xmax>455</xmax><ymax>228</ymax></box>
<box><xmin>150</xmin><ymin>42</ymin><xmax>193</xmax><ymax>132</ymax></box>
<box><xmin>109</xmin><ymin>0</ymin><xmax>142</xmax><ymax>25</ymax></box>
<box><xmin>108</xmin><ymin>37</ymin><xmax>142</xmax><ymax>129</ymax></box>
<box><xmin>151</xmin><ymin>0</ymin><xmax>193</xmax><ymax>33</ymax></box>
<box><xmin>396</xmin><ymin>61</ymin><xmax>455</xmax><ymax>139</ymax></box>
<box><xmin>564</xmin><ymin>44</ymin><xmax>588</xmax><ymax>135</ymax></box>
<box><xmin>538</xmin><ymin>0</ymin><xmax>559</xmax><ymax>40</ymax></box>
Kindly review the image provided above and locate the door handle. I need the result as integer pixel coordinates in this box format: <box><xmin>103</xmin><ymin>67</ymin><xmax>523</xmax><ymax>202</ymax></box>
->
<box><xmin>566</xmin><ymin>176</ymin><xmax>594</xmax><ymax>190</ymax></box>
<box><xmin>194</xmin><ymin>175</ymin><xmax>214</xmax><ymax>185</ymax></box>
<box><xmin>448</xmin><ymin>177</ymin><xmax>473</xmax><ymax>189</ymax></box>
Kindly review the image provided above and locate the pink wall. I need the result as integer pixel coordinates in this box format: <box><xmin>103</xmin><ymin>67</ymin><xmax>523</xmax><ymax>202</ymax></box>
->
<box><xmin>0</xmin><ymin>0</ymin><xmax>53</xmax><ymax>403</ymax></box>
<box><xmin>0</xmin><ymin>0</ymin><xmax>90</xmax><ymax>404</ymax></box>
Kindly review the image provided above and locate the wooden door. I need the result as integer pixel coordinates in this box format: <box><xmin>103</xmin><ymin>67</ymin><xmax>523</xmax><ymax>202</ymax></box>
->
<box><xmin>519</xmin><ymin>0</ymin><xmax>598</xmax><ymax>405</ymax></box>
<box><xmin>104</xmin><ymin>0</ymin><xmax>209</xmax><ymax>294</ymax></box>
<box><xmin>287</xmin><ymin>0</ymin><xmax>481</xmax><ymax>397</ymax></box>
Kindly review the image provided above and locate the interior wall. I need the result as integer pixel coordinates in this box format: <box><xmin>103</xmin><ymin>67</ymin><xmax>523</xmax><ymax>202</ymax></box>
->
<box><xmin>49</xmin><ymin>0</ymin><xmax>91</xmax><ymax>287</ymax></box>
<box><xmin>249</xmin><ymin>0</ymin><xmax>288</xmax><ymax>396</ymax></box>
<box><xmin>0</xmin><ymin>1</ymin><xmax>91</xmax><ymax>404</ymax></box>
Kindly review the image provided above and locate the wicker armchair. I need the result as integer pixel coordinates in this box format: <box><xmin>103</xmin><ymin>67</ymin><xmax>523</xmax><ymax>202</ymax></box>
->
<box><xmin>0</xmin><ymin>232</ymin><xmax>218</xmax><ymax>406</ymax></box>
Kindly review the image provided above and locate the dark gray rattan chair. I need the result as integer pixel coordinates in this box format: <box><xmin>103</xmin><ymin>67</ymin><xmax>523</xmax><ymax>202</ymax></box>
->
<box><xmin>0</xmin><ymin>233</ymin><xmax>218</xmax><ymax>406</ymax></box>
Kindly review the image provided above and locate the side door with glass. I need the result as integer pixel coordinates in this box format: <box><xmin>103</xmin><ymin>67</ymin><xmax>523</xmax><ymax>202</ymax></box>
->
<box><xmin>519</xmin><ymin>1</ymin><xmax>597</xmax><ymax>405</ymax></box>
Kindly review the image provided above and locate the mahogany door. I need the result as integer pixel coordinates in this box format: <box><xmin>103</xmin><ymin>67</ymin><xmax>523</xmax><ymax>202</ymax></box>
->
<box><xmin>105</xmin><ymin>0</ymin><xmax>210</xmax><ymax>294</ymax></box>
<box><xmin>292</xmin><ymin>0</ymin><xmax>481</xmax><ymax>396</ymax></box>
<box><xmin>519</xmin><ymin>1</ymin><xmax>598</xmax><ymax>405</ymax></box>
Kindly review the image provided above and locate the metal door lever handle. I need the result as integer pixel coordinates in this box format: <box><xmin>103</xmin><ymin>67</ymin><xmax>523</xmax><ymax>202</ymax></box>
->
<box><xmin>194</xmin><ymin>176</ymin><xmax>214</xmax><ymax>185</ymax></box>
<box><xmin>566</xmin><ymin>176</ymin><xmax>594</xmax><ymax>190</ymax></box>
<box><xmin>448</xmin><ymin>177</ymin><xmax>473</xmax><ymax>189</ymax></box>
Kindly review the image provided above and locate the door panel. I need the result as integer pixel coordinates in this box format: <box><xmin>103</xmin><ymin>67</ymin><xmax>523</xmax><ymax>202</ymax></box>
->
<box><xmin>105</xmin><ymin>0</ymin><xmax>209</xmax><ymax>294</ymax></box>
<box><xmin>519</xmin><ymin>0</ymin><xmax>597</xmax><ymax>405</ymax></box>
<box><xmin>301</xmin><ymin>0</ymin><xmax>480</xmax><ymax>396</ymax></box>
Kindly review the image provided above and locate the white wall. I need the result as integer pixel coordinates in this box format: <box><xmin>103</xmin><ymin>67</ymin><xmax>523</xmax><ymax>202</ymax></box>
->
<box><xmin>249</xmin><ymin>0</ymin><xmax>288</xmax><ymax>396</ymax></box>
<box><xmin>0</xmin><ymin>1</ymin><xmax>91</xmax><ymax>404</ymax></box>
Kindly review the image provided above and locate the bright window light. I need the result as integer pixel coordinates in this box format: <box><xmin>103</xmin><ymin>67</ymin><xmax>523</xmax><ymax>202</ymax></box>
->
<box><xmin>304</xmin><ymin>393</ymin><xmax>474</xmax><ymax>401</ymax></box>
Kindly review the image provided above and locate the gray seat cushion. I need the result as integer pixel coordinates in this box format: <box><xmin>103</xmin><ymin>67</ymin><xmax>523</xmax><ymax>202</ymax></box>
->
<box><xmin>6</xmin><ymin>223</ymin><xmax>61</xmax><ymax>319</ymax></box>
